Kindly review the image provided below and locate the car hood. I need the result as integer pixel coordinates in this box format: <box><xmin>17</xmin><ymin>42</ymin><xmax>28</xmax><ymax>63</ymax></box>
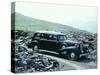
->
<box><xmin>65</xmin><ymin>40</ymin><xmax>79</xmax><ymax>44</ymax></box>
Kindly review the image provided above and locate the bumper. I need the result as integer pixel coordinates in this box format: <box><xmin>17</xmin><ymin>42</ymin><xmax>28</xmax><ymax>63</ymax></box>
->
<box><xmin>80</xmin><ymin>53</ymin><xmax>89</xmax><ymax>57</ymax></box>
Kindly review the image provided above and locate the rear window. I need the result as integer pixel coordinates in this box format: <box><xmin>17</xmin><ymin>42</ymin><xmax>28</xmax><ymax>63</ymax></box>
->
<box><xmin>34</xmin><ymin>33</ymin><xmax>41</xmax><ymax>39</ymax></box>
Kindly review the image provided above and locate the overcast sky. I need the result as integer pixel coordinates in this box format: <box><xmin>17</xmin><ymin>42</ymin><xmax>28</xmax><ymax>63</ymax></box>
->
<box><xmin>15</xmin><ymin>2</ymin><xmax>97</xmax><ymax>33</ymax></box>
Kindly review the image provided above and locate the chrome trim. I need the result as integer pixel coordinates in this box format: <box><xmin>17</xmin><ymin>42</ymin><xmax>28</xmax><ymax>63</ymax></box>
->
<box><xmin>80</xmin><ymin>53</ymin><xmax>89</xmax><ymax>57</ymax></box>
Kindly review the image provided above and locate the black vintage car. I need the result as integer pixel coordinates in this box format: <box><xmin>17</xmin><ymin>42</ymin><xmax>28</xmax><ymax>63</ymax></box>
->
<box><xmin>28</xmin><ymin>31</ymin><xmax>90</xmax><ymax>60</ymax></box>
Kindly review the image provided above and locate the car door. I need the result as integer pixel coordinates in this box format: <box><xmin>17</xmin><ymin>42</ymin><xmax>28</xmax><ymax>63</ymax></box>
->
<box><xmin>39</xmin><ymin>33</ymin><xmax>49</xmax><ymax>49</ymax></box>
<box><xmin>47</xmin><ymin>34</ymin><xmax>58</xmax><ymax>50</ymax></box>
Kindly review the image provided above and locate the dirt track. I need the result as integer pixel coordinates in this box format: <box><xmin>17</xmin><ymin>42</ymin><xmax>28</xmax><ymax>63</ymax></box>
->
<box><xmin>38</xmin><ymin>49</ymin><xmax>97</xmax><ymax>71</ymax></box>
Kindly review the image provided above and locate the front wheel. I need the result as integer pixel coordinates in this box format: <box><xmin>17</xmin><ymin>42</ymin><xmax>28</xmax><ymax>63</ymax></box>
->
<box><xmin>67</xmin><ymin>52</ymin><xmax>79</xmax><ymax>61</ymax></box>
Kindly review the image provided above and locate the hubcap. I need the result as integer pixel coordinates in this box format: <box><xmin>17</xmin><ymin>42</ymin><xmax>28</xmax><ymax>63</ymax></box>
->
<box><xmin>34</xmin><ymin>45</ymin><xmax>38</xmax><ymax>51</ymax></box>
<box><xmin>70</xmin><ymin>52</ymin><xmax>76</xmax><ymax>59</ymax></box>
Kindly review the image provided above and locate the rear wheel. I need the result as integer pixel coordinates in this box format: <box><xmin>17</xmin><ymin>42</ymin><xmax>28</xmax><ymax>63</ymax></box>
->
<box><xmin>33</xmin><ymin>45</ymin><xmax>39</xmax><ymax>52</ymax></box>
<box><xmin>67</xmin><ymin>52</ymin><xmax>79</xmax><ymax>61</ymax></box>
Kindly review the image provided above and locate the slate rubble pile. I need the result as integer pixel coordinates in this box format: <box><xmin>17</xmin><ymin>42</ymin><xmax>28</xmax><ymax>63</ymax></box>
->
<box><xmin>63</xmin><ymin>30</ymin><xmax>97</xmax><ymax>62</ymax></box>
<box><xmin>11</xmin><ymin>30</ymin><xmax>59</xmax><ymax>73</ymax></box>
<box><xmin>65</xmin><ymin>31</ymin><xmax>97</xmax><ymax>61</ymax></box>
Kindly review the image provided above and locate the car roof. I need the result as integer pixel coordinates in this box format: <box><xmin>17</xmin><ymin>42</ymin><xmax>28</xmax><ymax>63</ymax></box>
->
<box><xmin>35</xmin><ymin>31</ymin><xmax>65</xmax><ymax>35</ymax></box>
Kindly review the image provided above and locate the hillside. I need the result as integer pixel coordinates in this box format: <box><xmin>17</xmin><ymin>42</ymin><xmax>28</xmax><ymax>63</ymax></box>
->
<box><xmin>11</xmin><ymin>12</ymin><xmax>83</xmax><ymax>32</ymax></box>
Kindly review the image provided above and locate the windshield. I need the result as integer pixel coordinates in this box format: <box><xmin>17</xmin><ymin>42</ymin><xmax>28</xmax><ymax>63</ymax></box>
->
<box><xmin>58</xmin><ymin>35</ymin><xmax>67</xmax><ymax>41</ymax></box>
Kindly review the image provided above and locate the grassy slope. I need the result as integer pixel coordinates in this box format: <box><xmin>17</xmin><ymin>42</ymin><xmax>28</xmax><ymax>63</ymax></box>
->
<box><xmin>12</xmin><ymin>13</ymin><xmax>81</xmax><ymax>32</ymax></box>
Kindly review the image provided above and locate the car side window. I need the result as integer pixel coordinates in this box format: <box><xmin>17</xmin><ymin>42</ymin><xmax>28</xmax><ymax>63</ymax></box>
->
<box><xmin>40</xmin><ymin>33</ymin><xmax>47</xmax><ymax>40</ymax></box>
<box><xmin>53</xmin><ymin>35</ymin><xmax>57</xmax><ymax>40</ymax></box>
<box><xmin>40</xmin><ymin>33</ymin><xmax>44</xmax><ymax>38</ymax></box>
<box><xmin>47</xmin><ymin>34</ymin><xmax>52</xmax><ymax>40</ymax></box>
<box><xmin>47</xmin><ymin>34</ymin><xmax>57</xmax><ymax>41</ymax></box>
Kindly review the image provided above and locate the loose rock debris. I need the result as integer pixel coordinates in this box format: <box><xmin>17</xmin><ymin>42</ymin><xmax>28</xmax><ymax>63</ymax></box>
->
<box><xmin>11</xmin><ymin>30</ymin><xmax>97</xmax><ymax>73</ymax></box>
<box><xmin>11</xmin><ymin>30</ymin><xmax>60</xmax><ymax>73</ymax></box>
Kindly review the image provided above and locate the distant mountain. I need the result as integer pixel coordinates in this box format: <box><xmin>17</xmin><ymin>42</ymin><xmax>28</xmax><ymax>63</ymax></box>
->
<box><xmin>11</xmin><ymin>12</ymin><xmax>91</xmax><ymax>34</ymax></box>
